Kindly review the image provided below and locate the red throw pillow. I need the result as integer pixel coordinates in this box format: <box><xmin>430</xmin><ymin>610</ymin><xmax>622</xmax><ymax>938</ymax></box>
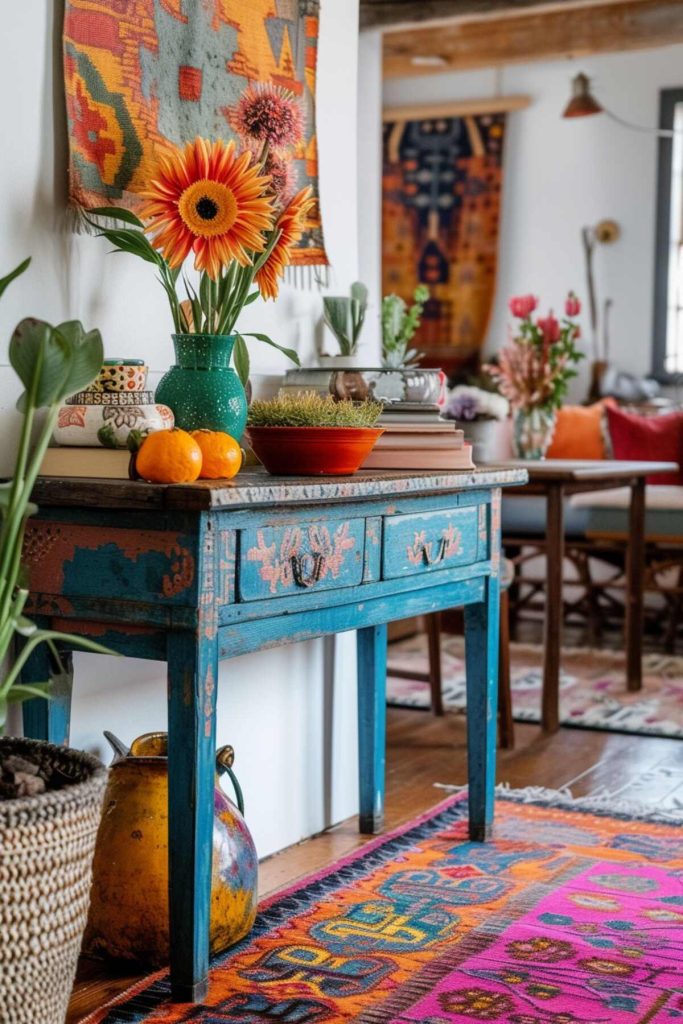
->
<box><xmin>605</xmin><ymin>405</ymin><xmax>683</xmax><ymax>484</ymax></box>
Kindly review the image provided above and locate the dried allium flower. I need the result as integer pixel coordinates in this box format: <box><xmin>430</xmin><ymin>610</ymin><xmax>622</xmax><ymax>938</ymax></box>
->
<box><xmin>263</xmin><ymin>152</ymin><xmax>297</xmax><ymax>205</ymax></box>
<box><xmin>231</xmin><ymin>84</ymin><xmax>304</xmax><ymax>150</ymax></box>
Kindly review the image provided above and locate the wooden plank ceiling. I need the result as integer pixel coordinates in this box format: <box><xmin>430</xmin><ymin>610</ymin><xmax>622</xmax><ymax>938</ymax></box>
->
<box><xmin>368</xmin><ymin>0</ymin><xmax>683</xmax><ymax>78</ymax></box>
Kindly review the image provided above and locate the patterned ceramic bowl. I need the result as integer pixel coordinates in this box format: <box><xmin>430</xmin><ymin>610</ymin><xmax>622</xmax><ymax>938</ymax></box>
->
<box><xmin>90</xmin><ymin>359</ymin><xmax>148</xmax><ymax>393</ymax></box>
<box><xmin>54</xmin><ymin>402</ymin><xmax>174</xmax><ymax>448</ymax></box>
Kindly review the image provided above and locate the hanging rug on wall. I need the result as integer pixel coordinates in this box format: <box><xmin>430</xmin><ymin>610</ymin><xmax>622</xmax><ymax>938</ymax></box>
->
<box><xmin>62</xmin><ymin>0</ymin><xmax>328</xmax><ymax>270</ymax></box>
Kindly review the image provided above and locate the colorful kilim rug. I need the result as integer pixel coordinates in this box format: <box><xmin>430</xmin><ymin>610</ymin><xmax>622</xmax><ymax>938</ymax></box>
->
<box><xmin>63</xmin><ymin>1</ymin><xmax>328</xmax><ymax>267</ymax></box>
<box><xmin>382</xmin><ymin>110</ymin><xmax>506</xmax><ymax>375</ymax></box>
<box><xmin>81</xmin><ymin>791</ymin><xmax>683</xmax><ymax>1023</ymax></box>
<box><xmin>388</xmin><ymin>635</ymin><xmax>683</xmax><ymax>738</ymax></box>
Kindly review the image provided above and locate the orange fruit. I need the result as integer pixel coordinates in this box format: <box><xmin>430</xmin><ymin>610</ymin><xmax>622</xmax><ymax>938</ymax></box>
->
<box><xmin>135</xmin><ymin>428</ymin><xmax>202</xmax><ymax>484</ymax></box>
<box><xmin>190</xmin><ymin>430</ymin><xmax>243</xmax><ymax>480</ymax></box>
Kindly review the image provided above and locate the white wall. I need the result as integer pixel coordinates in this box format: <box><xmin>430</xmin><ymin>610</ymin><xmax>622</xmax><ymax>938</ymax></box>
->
<box><xmin>0</xmin><ymin>0</ymin><xmax>362</xmax><ymax>858</ymax></box>
<box><xmin>383</xmin><ymin>44</ymin><xmax>683</xmax><ymax>390</ymax></box>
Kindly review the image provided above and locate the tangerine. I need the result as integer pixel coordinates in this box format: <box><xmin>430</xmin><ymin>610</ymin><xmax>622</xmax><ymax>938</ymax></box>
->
<box><xmin>136</xmin><ymin>428</ymin><xmax>202</xmax><ymax>484</ymax></box>
<box><xmin>190</xmin><ymin>430</ymin><xmax>243</xmax><ymax>480</ymax></box>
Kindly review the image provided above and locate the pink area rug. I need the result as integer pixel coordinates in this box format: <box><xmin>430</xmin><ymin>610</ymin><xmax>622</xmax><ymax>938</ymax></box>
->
<box><xmin>387</xmin><ymin>635</ymin><xmax>683</xmax><ymax>737</ymax></box>
<box><xmin>81</xmin><ymin>789</ymin><xmax>682</xmax><ymax>1022</ymax></box>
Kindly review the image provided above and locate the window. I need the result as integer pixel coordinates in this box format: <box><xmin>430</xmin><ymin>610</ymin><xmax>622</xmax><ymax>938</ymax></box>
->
<box><xmin>653</xmin><ymin>89</ymin><xmax>683</xmax><ymax>380</ymax></box>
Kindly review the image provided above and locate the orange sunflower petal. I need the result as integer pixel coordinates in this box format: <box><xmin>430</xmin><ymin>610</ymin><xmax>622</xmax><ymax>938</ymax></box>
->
<box><xmin>255</xmin><ymin>187</ymin><xmax>316</xmax><ymax>300</ymax></box>
<box><xmin>138</xmin><ymin>137</ymin><xmax>276</xmax><ymax>279</ymax></box>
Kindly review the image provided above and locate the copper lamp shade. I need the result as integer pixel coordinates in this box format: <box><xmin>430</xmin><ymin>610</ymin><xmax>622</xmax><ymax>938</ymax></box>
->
<box><xmin>562</xmin><ymin>73</ymin><xmax>603</xmax><ymax>118</ymax></box>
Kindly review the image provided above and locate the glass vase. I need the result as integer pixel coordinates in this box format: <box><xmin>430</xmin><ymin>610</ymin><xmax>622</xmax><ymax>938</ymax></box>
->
<box><xmin>155</xmin><ymin>334</ymin><xmax>247</xmax><ymax>440</ymax></box>
<box><xmin>513</xmin><ymin>406</ymin><xmax>556</xmax><ymax>460</ymax></box>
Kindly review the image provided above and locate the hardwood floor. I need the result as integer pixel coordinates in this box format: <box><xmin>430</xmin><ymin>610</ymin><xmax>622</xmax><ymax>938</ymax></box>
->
<box><xmin>66</xmin><ymin>702</ymin><xmax>681</xmax><ymax>1023</ymax></box>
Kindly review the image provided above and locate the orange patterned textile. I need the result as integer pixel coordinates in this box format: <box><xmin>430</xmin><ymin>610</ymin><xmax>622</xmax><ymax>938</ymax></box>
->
<box><xmin>63</xmin><ymin>0</ymin><xmax>328</xmax><ymax>267</ymax></box>
<box><xmin>382</xmin><ymin>112</ymin><xmax>506</xmax><ymax>375</ymax></box>
<box><xmin>81</xmin><ymin>792</ymin><xmax>683</xmax><ymax>1023</ymax></box>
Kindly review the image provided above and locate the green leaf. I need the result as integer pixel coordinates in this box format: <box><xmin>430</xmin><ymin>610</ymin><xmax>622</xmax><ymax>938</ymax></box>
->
<box><xmin>7</xmin><ymin>683</ymin><xmax>51</xmax><ymax>703</ymax></box>
<box><xmin>10</xmin><ymin>318</ymin><xmax>73</xmax><ymax>408</ymax></box>
<box><xmin>14</xmin><ymin>615</ymin><xmax>38</xmax><ymax>637</ymax></box>
<box><xmin>240</xmin><ymin>332</ymin><xmax>300</xmax><ymax>366</ymax></box>
<box><xmin>244</xmin><ymin>290</ymin><xmax>260</xmax><ymax>306</ymax></box>
<box><xmin>97</xmin><ymin>227</ymin><xmax>160</xmax><ymax>265</ymax></box>
<box><xmin>0</xmin><ymin>696</ymin><xmax>6</xmax><ymax>731</ymax></box>
<box><xmin>323</xmin><ymin>297</ymin><xmax>352</xmax><ymax>355</ymax></box>
<box><xmin>54</xmin><ymin>322</ymin><xmax>104</xmax><ymax>399</ymax></box>
<box><xmin>89</xmin><ymin>205</ymin><xmax>145</xmax><ymax>228</ymax></box>
<box><xmin>233</xmin><ymin>334</ymin><xmax>250</xmax><ymax>386</ymax></box>
<box><xmin>0</xmin><ymin>257</ymin><xmax>30</xmax><ymax>302</ymax></box>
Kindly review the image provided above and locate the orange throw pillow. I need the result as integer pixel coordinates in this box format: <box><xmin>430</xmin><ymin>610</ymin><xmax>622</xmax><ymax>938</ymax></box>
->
<box><xmin>546</xmin><ymin>400</ymin><xmax>614</xmax><ymax>460</ymax></box>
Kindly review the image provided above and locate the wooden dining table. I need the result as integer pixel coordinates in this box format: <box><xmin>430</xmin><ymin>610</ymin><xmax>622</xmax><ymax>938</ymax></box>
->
<box><xmin>499</xmin><ymin>459</ymin><xmax>679</xmax><ymax>733</ymax></box>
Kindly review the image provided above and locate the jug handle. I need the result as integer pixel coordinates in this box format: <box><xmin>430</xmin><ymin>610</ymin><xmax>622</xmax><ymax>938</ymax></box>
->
<box><xmin>216</xmin><ymin>745</ymin><xmax>245</xmax><ymax>815</ymax></box>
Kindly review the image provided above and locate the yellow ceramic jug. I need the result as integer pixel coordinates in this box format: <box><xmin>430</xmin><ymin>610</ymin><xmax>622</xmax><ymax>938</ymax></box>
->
<box><xmin>84</xmin><ymin>732</ymin><xmax>257</xmax><ymax>965</ymax></box>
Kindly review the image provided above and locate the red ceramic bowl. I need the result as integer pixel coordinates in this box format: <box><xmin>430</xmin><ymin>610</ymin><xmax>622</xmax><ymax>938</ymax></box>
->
<box><xmin>246</xmin><ymin>426</ymin><xmax>384</xmax><ymax>476</ymax></box>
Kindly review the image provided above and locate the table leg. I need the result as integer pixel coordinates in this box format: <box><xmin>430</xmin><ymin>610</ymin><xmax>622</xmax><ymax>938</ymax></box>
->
<box><xmin>167</xmin><ymin>630</ymin><xmax>218</xmax><ymax>1003</ymax></box>
<box><xmin>626</xmin><ymin>478</ymin><xmax>645</xmax><ymax>692</ymax></box>
<box><xmin>21</xmin><ymin>641</ymin><xmax>72</xmax><ymax>746</ymax></box>
<box><xmin>357</xmin><ymin>623</ymin><xmax>387</xmax><ymax>834</ymax></box>
<box><xmin>542</xmin><ymin>483</ymin><xmax>565</xmax><ymax>733</ymax></box>
<box><xmin>464</xmin><ymin>572</ymin><xmax>500</xmax><ymax>842</ymax></box>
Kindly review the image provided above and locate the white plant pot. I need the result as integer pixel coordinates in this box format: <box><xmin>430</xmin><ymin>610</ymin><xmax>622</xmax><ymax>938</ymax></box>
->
<box><xmin>462</xmin><ymin>418</ymin><xmax>513</xmax><ymax>464</ymax></box>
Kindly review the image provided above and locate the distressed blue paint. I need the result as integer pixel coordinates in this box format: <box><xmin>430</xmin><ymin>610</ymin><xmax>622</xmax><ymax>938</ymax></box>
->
<box><xmin>463</xmin><ymin>490</ymin><xmax>501</xmax><ymax>841</ymax></box>
<box><xmin>238</xmin><ymin>517</ymin><xmax>366</xmax><ymax>601</ymax></box>
<box><xmin>21</xmin><ymin>641</ymin><xmax>72</xmax><ymax>746</ymax></box>
<box><xmin>220</xmin><ymin>558</ymin><xmax>492</xmax><ymax>627</ymax></box>
<box><xmin>357</xmin><ymin>624</ymin><xmax>387</xmax><ymax>834</ymax></box>
<box><xmin>218</xmin><ymin>576</ymin><xmax>486</xmax><ymax>660</ymax></box>
<box><xmin>382</xmin><ymin>506</ymin><xmax>481</xmax><ymax>580</ymax></box>
<box><xmin>167</xmin><ymin>517</ymin><xmax>218</xmax><ymax>1003</ymax></box>
<box><xmin>22</xmin><ymin>468</ymin><xmax>525</xmax><ymax>1001</ymax></box>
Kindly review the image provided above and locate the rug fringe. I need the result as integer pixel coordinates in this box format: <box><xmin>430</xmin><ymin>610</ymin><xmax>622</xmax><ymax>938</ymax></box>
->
<box><xmin>434</xmin><ymin>782</ymin><xmax>683</xmax><ymax>825</ymax></box>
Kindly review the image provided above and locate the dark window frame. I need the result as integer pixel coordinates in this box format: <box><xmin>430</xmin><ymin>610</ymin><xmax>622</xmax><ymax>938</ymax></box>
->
<box><xmin>652</xmin><ymin>88</ymin><xmax>683</xmax><ymax>383</ymax></box>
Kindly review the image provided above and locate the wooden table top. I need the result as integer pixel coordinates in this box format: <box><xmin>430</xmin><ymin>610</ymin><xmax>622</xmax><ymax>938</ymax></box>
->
<box><xmin>493</xmin><ymin>459</ymin><xmax>679</xmax><ymax>484</ymax></box>
<box><xmin>32</xmin><ymin>465</ymin><xmax>528</xmax><ymax>512</ymax></box>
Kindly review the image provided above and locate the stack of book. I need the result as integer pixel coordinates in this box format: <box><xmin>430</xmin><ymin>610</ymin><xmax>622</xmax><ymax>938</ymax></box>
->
<box><xmin>364</xmin><ymin>412</ymin><xmax>474</xmax><ymax>471</ymax></box>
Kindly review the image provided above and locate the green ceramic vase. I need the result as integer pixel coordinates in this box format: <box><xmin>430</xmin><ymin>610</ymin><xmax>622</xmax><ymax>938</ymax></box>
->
<box><xmin>155</xmin><ymin>334</ymin><xmax>247</xmax><ymax>440</ymax></box>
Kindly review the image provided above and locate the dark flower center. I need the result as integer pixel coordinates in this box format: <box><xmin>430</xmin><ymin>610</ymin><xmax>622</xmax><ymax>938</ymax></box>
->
<box><xmin>196</xmin><ymin>196</ymin><xmax>219</xmax><ymax>220</ymax></box>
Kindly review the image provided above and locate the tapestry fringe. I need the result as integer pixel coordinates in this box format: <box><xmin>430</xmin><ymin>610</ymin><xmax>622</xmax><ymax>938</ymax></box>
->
<box><xmin>434</xmin><ymin>782</ymin><xmax>683</xmax><ymax>825</ymax></box>
<box><xmin>66</xmin><ymin>204</ymin><xmax>123</xmax><ymax>236</ymax></box>
<box><xmin>284</xmin><ymin>263</ymin><xmax>330</xmax><ymax>291</ymax></box>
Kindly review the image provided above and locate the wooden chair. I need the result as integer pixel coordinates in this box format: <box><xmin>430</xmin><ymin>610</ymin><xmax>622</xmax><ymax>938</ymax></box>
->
<box><xmin>390</xmin><ymin>559</ymin><xmax>515</xmax><ymax>749</ymax></box>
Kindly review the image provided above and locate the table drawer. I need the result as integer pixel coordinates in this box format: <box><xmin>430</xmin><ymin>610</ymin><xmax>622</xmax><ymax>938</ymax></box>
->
<box><xmin>238</xmin><ymin>518</ymin><xmax>366</xmax><ymax>601</ymax></box>
<box><xmin>382</xmin><ymin>506</ymin><xmax>481</xmax><ymax>579</ymax></box>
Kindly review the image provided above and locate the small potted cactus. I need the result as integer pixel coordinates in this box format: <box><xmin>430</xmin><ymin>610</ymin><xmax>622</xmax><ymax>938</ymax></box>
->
<box><xmin>246</xmin><ymin>393</ymin><xmax>383</xmax><ymax>476</ymax></box>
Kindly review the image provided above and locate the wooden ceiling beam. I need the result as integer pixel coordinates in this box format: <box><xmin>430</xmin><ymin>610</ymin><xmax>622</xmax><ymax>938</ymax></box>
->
<box><xmin>361</xmin><ymin>0</ymin><xmax>588</xmax><ymax>31</ymax></box>
<box><xmin>382</xmin><ymin>0</ymin><xmax>683</xmax><ymax>77</ymax></box>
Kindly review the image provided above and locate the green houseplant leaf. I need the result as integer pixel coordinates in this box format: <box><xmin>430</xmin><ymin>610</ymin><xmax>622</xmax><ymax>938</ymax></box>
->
<box><xmin>10</xmin><ymin>318</ymin><xmax>73</xmax><ymax>409</ymax></box>
<box><xmin>233</xmin><ymin>334</ymin><xmax>250</xmax><ymax>387</ymax></box>
<box><xmin>0</xmin><ymin>257</ymin><xmax>31</xmax><ymax>302</ymax></box>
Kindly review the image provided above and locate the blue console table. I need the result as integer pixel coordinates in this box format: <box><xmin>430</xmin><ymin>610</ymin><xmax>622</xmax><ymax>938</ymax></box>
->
<box><xmin>22</xmin><ymin>466</ymin><xmax>525</xmax><ymax>1001</ymax></box>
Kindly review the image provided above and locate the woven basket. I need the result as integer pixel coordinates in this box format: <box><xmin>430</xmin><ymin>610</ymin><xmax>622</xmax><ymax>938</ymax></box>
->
<box><xmin>0</xmin><ymin>737</ymin><xmax>107</xmax><ymax>1024</ymax></box>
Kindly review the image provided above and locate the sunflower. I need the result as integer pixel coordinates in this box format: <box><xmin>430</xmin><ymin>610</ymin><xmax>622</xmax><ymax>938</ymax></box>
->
<box><xmin>140</xmin><ymin>138</ymin><xmax>276</xmax><ymax>279</ymax></box>
<box><xmin>255</xmin><ymin>187</ymin><xmax>315</xmax><ymax>300</ymax></box>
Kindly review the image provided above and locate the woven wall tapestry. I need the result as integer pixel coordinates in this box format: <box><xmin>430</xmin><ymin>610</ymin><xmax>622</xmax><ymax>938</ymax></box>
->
<box><xmin>63</xmin><ymin>0</ymin><xmax>328</xmax><ymax>268</ymax></box>
<box><xmin>382</xmin><ymin>111</ymin><xmax>507</xmax><ymax>374</ymax></box>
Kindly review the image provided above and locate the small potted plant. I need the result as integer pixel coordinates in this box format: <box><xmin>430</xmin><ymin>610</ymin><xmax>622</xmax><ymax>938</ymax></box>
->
<box><xmin>0</xmin><ymin>260</ymin><xmax>112</xmax><ymax>1024</ymax></box>
<box><xmin>443</xmin><ymin>381</ymin><xmax>511</xmax><ymax>463</ymax></box>
<box><xmin>320</xmin><ymin>281</ymin><xmax>368</xmax><ymax>367</ymax></box>
<box><xmin>246</xmin><ymin>393</ymin><xmax>383</xmax><ymax>475</ymax></box>
<box><xmin>381</xmin><ymin>285</ymin><xmax>429</xmax><ymax>370</ymax></box>
<box><xmin>485</xmin><ymin>292</ymin><xmax>583</xmax><ymax>459</ymax></box>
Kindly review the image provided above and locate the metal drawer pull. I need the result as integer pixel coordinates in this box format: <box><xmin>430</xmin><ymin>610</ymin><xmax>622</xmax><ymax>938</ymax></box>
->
<box><xmin>291</xmin><ymin>552</ymin><xmax>326</xmax><ymax>587</ymax></box>
<box><xmin>407</xmin><ymin>526</ymin><xmax>462</xmax><ymax>567</ymax></box>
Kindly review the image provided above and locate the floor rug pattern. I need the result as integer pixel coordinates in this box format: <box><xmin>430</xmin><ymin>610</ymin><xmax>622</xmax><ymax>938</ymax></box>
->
<box><xmin>82</xmin><ymin>792</ymin><xmax>683</xmax><ymax>1023</ymax></box>
<box><xmin>388</xmin><ymin>635</ymin><xmax>683</xmax><ymax>737</ymax></box>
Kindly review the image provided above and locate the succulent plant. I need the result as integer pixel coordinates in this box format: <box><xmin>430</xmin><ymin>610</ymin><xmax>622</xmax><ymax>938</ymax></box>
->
<box><xmin>322</xmin><ymin>282</ymin><xmax>368</xmax><ymax>356</ymax></box>
<box><xmin>248</xmin><ymin>392</ymin><xmax>383</xmax><ymax>428</ymax></box>
<box><xmin>381</xmin><ymin>285</ymin><xmax>429</xmax><ymax>370</ymax></box>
